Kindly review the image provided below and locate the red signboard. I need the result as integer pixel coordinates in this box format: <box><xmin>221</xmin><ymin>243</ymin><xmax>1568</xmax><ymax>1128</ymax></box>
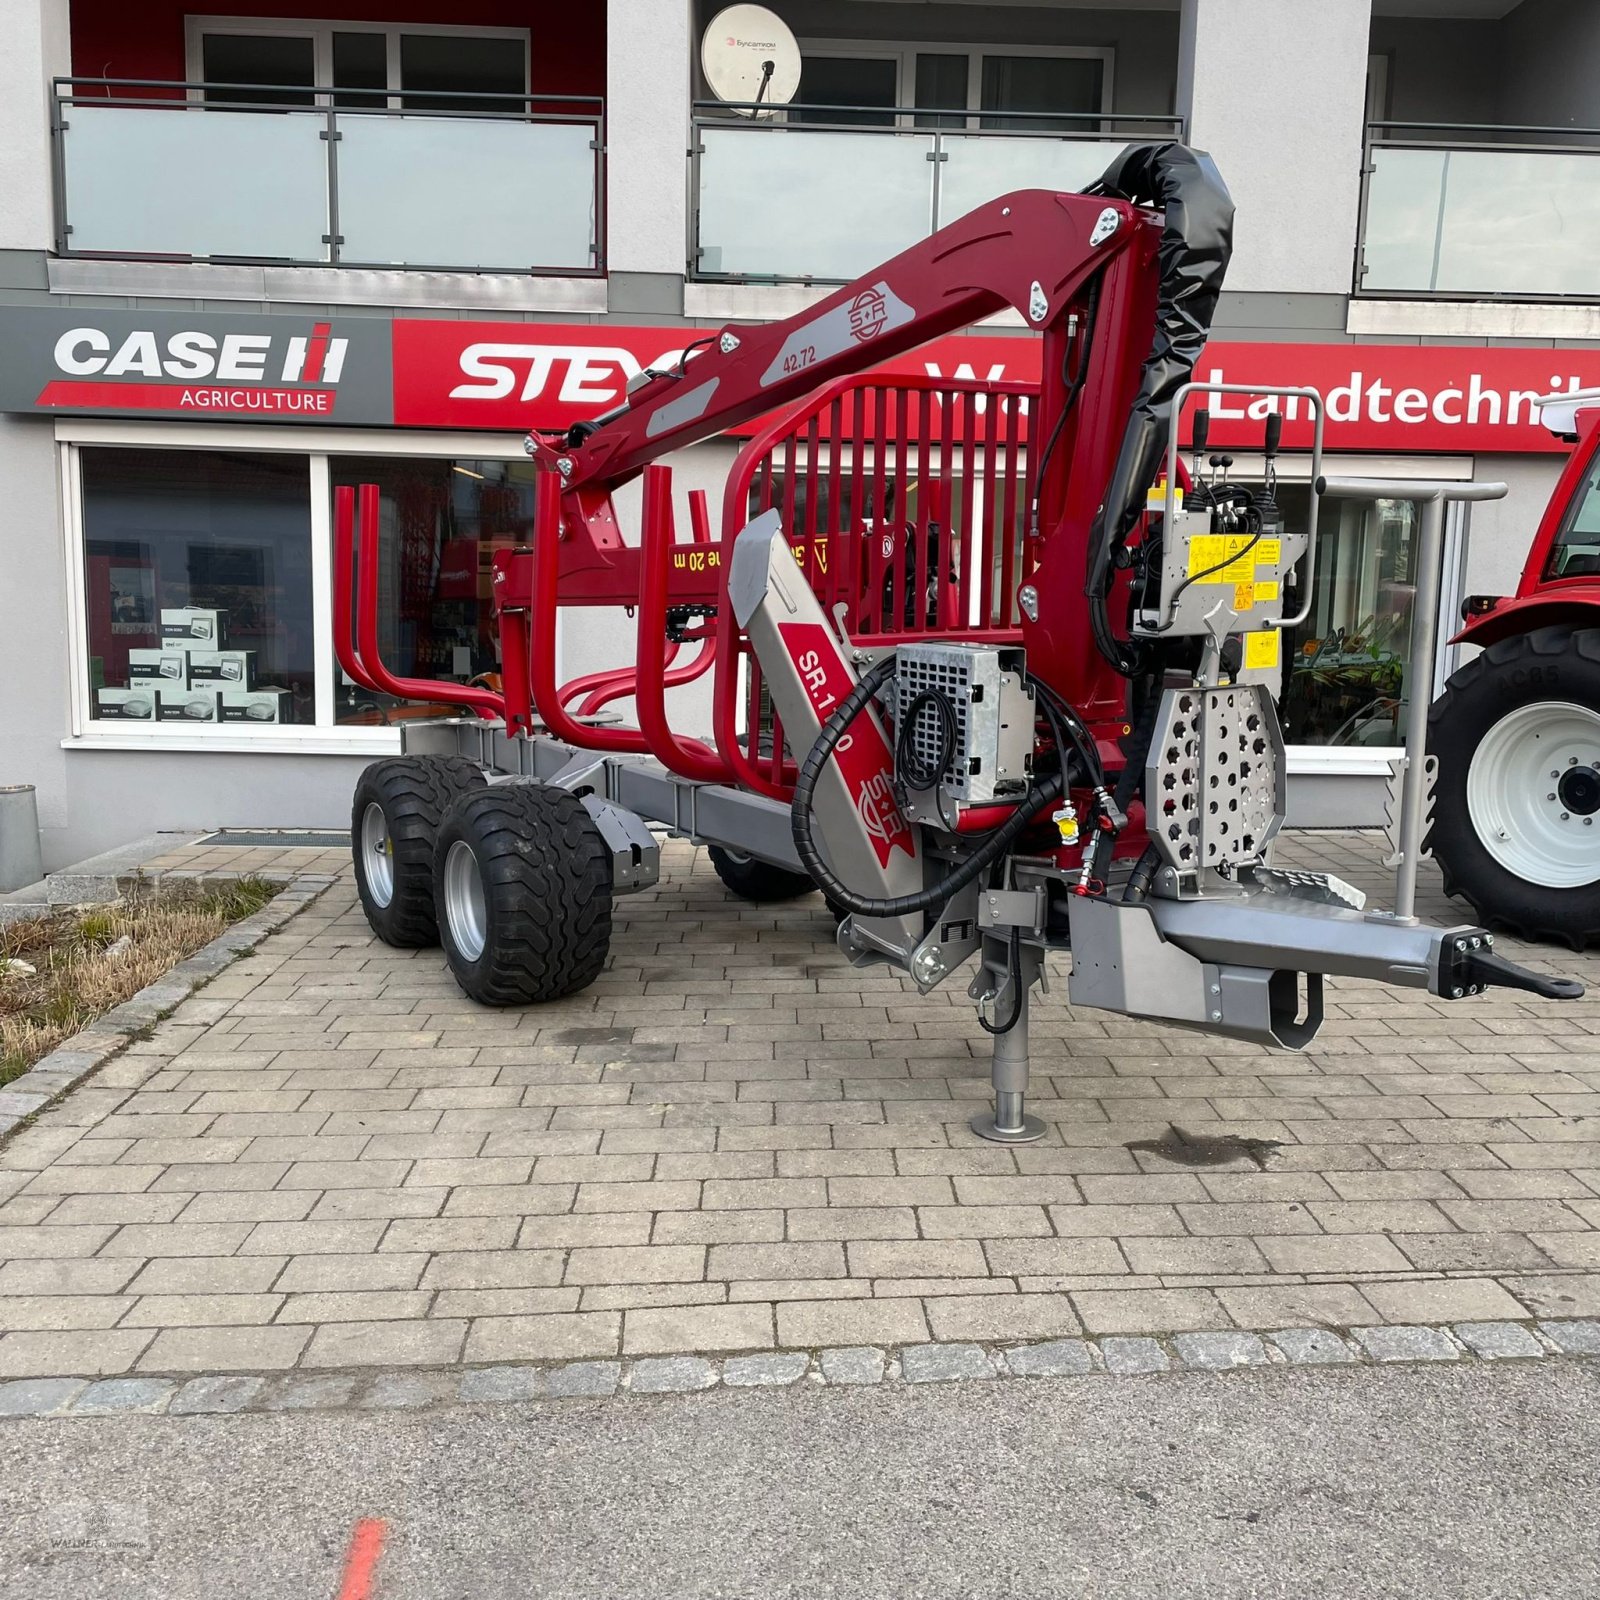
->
<box><xmin>10</xmin><ymin>307</ymin><xmax>1600</xmax><ymax>455</ymax></box>
<box><xmin>391</xmin><ymin>320</ymin><xmax>1600</xmax><ymax>455</ymax></box>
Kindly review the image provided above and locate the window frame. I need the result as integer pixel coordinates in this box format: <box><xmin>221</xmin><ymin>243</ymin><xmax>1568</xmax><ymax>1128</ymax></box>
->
<box><xmin>58</xmin><ymin>419</ymin><xmax>538</xmax><ymax>754</ymax></box>
<box><xmin>183</xmin><ymin>15</ymin><xmax>533</xmax><ymax>110</ymax></box>
<box><xmin>793</xmin><ymin>39</ymin><xmax>1117</xmax><ymax>129</ymax></box>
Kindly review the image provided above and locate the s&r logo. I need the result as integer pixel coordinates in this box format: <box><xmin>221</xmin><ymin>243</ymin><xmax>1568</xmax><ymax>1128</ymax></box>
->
<box><xmin>848</xmin><ymin>288</ymin><xmax>889</xmax><ymax>344</ymax></box>
<box><xmin>857</xmin><ymin>770</ymin><xmax>909</xmax><ymax>851</ymax></box>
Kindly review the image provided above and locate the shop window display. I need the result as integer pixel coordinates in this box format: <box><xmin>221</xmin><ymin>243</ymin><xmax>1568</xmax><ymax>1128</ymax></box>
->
<box><xmin>329</xmin><ymin>457</ymin><xmax>537</xmax><ymax>725</ymax></box>
<box><xmin>1277</xmin><ymin>486</ymin><xmax>1419</xmax><ymax>748</ymax></box>
<box><xmin>83</xmin><ymin>448</ymin><xmax>314</xmax><ymax>725</ymax></box>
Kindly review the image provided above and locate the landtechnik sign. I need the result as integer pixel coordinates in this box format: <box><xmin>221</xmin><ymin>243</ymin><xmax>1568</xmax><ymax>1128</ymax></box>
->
<box><xmin>1</xmin><ymin>307</ymin><xmax>1595</xmax><ymax>453</ymax></box>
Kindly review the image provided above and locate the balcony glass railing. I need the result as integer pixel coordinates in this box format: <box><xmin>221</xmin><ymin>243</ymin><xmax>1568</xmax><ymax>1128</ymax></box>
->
<box><xmin>53</xmin><ymin>79</ymin><xmax>604</xmax><ymax>274</ymax></box>
<box><xmin>691</xmin><ymin>105</ymin><xmax>1183</xmax><ymax>283</ymax></box>
<box><xmin>1359</xmin><ymin>122</ymin><xmax>1600</xmax><ymax>300</ymax></box>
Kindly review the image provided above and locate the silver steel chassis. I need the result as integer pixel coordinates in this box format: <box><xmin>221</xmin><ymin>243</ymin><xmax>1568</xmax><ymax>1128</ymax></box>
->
<box><xmin>403</xmin><ymin>719</ymin><xmax>807</xmax><ymax>879</ymax></box>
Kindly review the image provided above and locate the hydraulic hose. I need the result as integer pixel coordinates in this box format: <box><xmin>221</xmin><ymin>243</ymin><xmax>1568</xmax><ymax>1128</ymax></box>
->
<box><xmin>791</xmin><ymin>655</ymin><xmax>1065</xmax><ymax>921</ymax></box>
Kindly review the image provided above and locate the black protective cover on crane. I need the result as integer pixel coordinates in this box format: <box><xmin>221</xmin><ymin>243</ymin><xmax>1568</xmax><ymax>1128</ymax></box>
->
<box><xmin>1082</xmin><ymin>142</ymin><xmax>1235</xmax><ymax>620</ymax></box>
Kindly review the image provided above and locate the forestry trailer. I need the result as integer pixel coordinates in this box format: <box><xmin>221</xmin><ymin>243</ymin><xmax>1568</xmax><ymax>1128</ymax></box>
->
<box><xmin>337</xmin><ymin>143</ymin><xmax>1582</xmax><ymax>1144</ymax></box>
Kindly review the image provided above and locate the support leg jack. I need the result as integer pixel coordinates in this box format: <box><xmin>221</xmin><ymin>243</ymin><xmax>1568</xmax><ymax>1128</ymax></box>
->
<box><xmin>970</xmin><ymin>958</ymin><xmax>1046</xmax><ymax>1145</ymax></box>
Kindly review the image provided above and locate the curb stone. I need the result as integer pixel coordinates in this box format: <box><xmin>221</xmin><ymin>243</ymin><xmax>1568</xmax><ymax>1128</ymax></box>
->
<box><xmin>3</xmin><ymin>1318</ymin><xmax>1595</xmax><ymax>1422</ymax></box>
<box><xmin>0</xmin><ymin>873</ymin><xmax>334</xmax><ymax>1146</ymax></box>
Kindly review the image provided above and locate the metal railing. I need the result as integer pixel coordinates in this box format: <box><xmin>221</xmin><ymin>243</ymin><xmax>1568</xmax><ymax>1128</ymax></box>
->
<box><xmin>51</xmin><ymin>77</ymin><xmax>605</xmax><ymax>276</ymax></box>
<box><xmin>1357</xmin><ymin>119</ymin><xmax>1600</xmax><ymax>302</ymax></box>
<box><xmin>689</xmin><ymin>103</ymin><xmax>1182</xmax><ymax>284</ymax></box>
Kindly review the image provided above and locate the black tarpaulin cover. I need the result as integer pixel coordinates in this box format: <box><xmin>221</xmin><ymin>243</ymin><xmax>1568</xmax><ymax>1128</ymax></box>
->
<box><xmin>1084</xmin><ymin>142</ymin><xmax>1235</xmax><ymax>599</ymax></box>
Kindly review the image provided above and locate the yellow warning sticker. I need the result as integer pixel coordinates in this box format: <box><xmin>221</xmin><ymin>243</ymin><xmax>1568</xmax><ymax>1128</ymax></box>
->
<box><xmin>1255</xmin><ymin>538</ymin><xmax>1281</xmax><ymax>569</ymax></box>
<box><xmin>1233</xmin><ymin>581</ymin><xmax>1255</xmax><ymax>611</ymax></box>
<box><xmin>1187</xmin><ymin>534</ymin><xmax>1258</xmax><ymax>585</ymax></box>
<box><xmin>1244</xmin><ymin>629</ymin><xmax>1281</xmax><ymax>671</ymax></box>
<box><xmin>1256</xmin><ymin>580</ymin><xmax>1280</xmax><ymax>603</ymax></box>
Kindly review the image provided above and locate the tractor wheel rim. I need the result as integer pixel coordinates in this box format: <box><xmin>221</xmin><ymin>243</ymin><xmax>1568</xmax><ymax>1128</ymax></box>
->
<box><xmin>1467</xmin><ymin>700</ymin><xmax>1600</xmax><ymax>889</ymax></box>
<box><xmin>361</xmin><ymin>803</ymin><xmax>394</xmax><ymax>908</ymax></box>
<box><xmin>443</xmin><ymin>839</ymin><xmax>488</xmax><ymax>962</ymax></box>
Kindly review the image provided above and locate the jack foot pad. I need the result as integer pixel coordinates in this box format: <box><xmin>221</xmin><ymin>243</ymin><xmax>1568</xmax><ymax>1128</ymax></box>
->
<box><xmin>969</xmin><ymin>1110</ymin><xmax>1046</xmax><ymax>1145</ymax></box>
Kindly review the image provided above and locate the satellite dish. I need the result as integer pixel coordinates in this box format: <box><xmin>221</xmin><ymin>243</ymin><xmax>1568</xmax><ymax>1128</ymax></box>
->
<box><xmin>701</xmin><ymin>5</ymin><xmax>801</xmax><ymax>119</ymax></box>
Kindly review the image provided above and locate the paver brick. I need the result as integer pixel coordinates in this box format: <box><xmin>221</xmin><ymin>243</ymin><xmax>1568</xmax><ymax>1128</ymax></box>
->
<box><xmin>707</xmin><ymin>1242</ymin><xmax>845</xmax><ymax>1281</ymax></box>
<box><xmin>565</xmin><ymin>1246</ymin><xmax>706</xmax><ymax>1286</ymax></box>
<box><xmin>465</xmin><ymin>1312</ymin><xmax>619</xmax><ymax>1363</ymax></box>
<box><xmin>1362</xmin><ymin>1278</ymin><xmax>1527</xmax><ymax>1324</ymax></box>
<box><xmin>1353</xmin><ymin>1325</ymin><xmax>1460</xmax><ymax>1363</ymax></box>
<box><xmin>420</xmin><ymin>1251</ymin><xmax>565</xmax><ymax>1290</ymax></box>
<box><xmin>1173</xmin><ymin>1331</ymin><xmax>1270</xmax><ymax>1370</ymax></box>
<box><xmin>846</xmin><ymin>1240</ymin><xmax>988</xmax><ymax>1279</ymax></box>
<box><xmin>1072</xmin><ymin>1289</ymin><xmax>1225</xmax><ymax>1335</ymax></box>
<box><xmin>623</xmin><ymin>1303</ymin><xmax>774</xmax><ymax>1355</ymax></box>
<box><xmin>776</xmin><ymin>1297</ymin><xmax>929</xmax><ymax>1349</ymax></box>
<box><xmin>925</xmin><ymin>1294</ymin><xmax>1080</xmax><ymax>1343</ymax></box>
<box><xmin>121</xmin><ymin>1294</ymin><xmax>283</xmax><ymax>1327</ymax></box>
<box><xmin>1122</xmin><ymin>1237</ymin><xmax>1269</xmax><ymax>1276</ymax></box>
<box><xmin>1099</xmin><ymin>1336</ymin><xmax>1169</xmax><ymax>1374</ymax></box>
<box><xmin>1216</xmin><ymin>1284</ymin><xmax>1376</xmax><ymax>1329</ymax></box>
<box><xmin>303</xmin><ymin>1319</ymin><xmax>466</xmax><ymax>1368</ymax></box>
<box><xmin>786</xmin><ymin>1207</ymin><xmax>918</xmax><ymax>1242</ymax></box>
<box><xmin>917</xmin><ymin>1206</ymin><xmax>1051</xmax><ymax>1240</ymax></box>
<box><xmin>1269</xmin><ymin>1328</ymin><xmax>1356</xmax><ymax>1365</ymax></box>
<box><xmin>136</xmin><ymin>1325</ymin><xmax>308</xmax><ymax>1373</ymax></box>
<box><xmin>1256</xmin><ymin>1235</ymin><xmax>1413</xmax><ymax>1274</ymax></box>
<box><xmin>1454</xmin><ymin>1321</ymin><xmax>1544</xmax><ymax>1359</ymax></box>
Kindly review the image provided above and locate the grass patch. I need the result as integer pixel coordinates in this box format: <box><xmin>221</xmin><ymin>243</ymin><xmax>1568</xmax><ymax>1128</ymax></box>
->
<box><xmin>0</xmin><ymin>877</ymin><xmax>276</xmax><ymax>1088</ymax></box>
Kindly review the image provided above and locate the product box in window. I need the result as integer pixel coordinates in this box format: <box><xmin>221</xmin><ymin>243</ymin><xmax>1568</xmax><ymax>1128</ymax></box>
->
<box><xmin>95</xmin><ymin>687</ymin><xmax>158</xmax><ymax>721</ymax></box>
<box><xmin>127</xmin><ymin>648</ymin><xmax>188</xmax><ymax>686</ymax></box>
<box><xmin>186</xmin><ymin>650</ymin><xmax>256</xmax><ymax>690</ymax></box>
<box><xmin>156</xmin><ymin>688</ymin><xmax>221</xmax><ymax>723</ymax></box>
<box><xmin>159</xmin><ymin>608</ymin><xmax>228</xmax><ymax>647</ymax></box>
<box><xmin>219</xmin><ymin>687</ymin><xmax>291</xmax><ymax>724</ymax></box>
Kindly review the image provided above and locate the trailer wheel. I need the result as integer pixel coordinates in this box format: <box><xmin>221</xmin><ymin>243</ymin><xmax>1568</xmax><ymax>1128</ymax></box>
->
<box><xmin>706</xmin><ymin>845</ymin><xmax>817</xmax><ymax>903</ymax></box>
<box><xmin>1428</xmin><ymin>626</ymin><xmax>1600</xmax><ymax>949</ymax></box>
<box><xmin>351</xmin><ymin>756</ymin><xmax>485</xmax><ymax>947</ymax></box>
<box><xmin>434</xmin><ymin>784</ymin><xmax>613</xmax><ymax>1006</ymax></box>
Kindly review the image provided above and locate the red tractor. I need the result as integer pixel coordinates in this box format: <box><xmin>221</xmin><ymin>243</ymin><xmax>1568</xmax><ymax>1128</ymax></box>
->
<box><xmin>1430</xmin><ymin>392</ymin><xmax>1600</xmax><ymax>948</ymax></box>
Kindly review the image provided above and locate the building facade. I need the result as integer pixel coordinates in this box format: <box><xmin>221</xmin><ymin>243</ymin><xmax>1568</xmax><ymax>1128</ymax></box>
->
<box><xmin>1</xmin><ymin>0</ymin><xmax>1597</xmax><ymax>866</ymax></box>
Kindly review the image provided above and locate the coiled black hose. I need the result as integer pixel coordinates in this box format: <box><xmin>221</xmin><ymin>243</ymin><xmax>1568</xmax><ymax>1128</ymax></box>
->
<box><xmin>790</xmin><ymin>656</ymin><xmax>1065</xmax><ymax>921</ymax></box>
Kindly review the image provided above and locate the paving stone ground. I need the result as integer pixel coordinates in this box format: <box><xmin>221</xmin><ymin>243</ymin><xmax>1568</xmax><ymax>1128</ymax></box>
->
<box><xmin>2</xmin><ymin>828</ymin><xmax>1599</xmax><ymax>1382</ymax></box>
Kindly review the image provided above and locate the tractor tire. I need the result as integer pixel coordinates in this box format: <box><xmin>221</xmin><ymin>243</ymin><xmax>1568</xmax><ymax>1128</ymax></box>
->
<box><xmin>433</xmin><ymin>784</ymin><xmax>613</xmax><ymax>1006</ymax></box>
<box><xmin>706</xmin><ymin>845</ymin><xmax>817</xmax><ymax>904</ymax></box>
<box><xmin>351</xmin><ymin>756</ymin><xmax>485</xmax><ymax>947</ymax></box>
<box><xmin>1427</xmin><ymin>625</ymin><xmax>1600</xmax><ymax>950</ymax></box>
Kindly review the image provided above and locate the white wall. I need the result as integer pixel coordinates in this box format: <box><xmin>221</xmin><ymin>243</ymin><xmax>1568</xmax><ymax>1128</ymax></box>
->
<box><xmin>0</xmin><ymin>0</ymin><xmax>69</xmax><ymax>251</ymax></box>
<box><xmin>562</xmin><ymin>439</ymin><xmax>738</xmax><ymax>739</ymax></box>
<box><xmin>1179</xmin><ymin>0</ymin><xmax>1372</xmax><ymax>295</ymax></box>
<box><xmin>0</xmin><ymin>415</ymin><xmax>72</xmax><ymax>864</ymax></box>
<box><xmin>606</xmin><ymin>0</ymin><xmax>693</xmax><ymax>276</ymax></box>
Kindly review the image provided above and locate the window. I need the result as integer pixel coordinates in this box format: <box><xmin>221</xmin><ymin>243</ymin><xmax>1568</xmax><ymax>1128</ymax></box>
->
<box><xmin>83</xmin><ymin>448</ymin><xmax>316</xmax><ymax>727</ymax></box>
<box><xmin>67</xmin><ymin>432</ymin><xmax>544</xmax><ymax>744</ymax></box>
<box><xmin>187</xmin><ymin>19</ymin><xmax>531</xmax><ymax>108</ymax></box>
<box><xmin>328</xmin><ymin>456</ymin><xmax>537</xmax><ymax>725</ymax></box>
<box><xmin>1278</xmin><ymin>487</ymin><xmax>1420</xmax><ymax>748</ymax></box>
<box><xmin>1545</xmin><ymin>451</ymin><xmax>1600</xmax><ymax>579</ymax></box>
<box><xmin>792</xmin><ymin>56</ymin><xmax>898</xmax><ymax>126</ymax></box>
<box><xmin>793</xmin><ymin>41</ymin><xmax>1113</xmax><ymax>126</ymax></box>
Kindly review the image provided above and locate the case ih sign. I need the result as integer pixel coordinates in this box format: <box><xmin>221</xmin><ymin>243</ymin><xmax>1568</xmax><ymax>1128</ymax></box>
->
<box><xmin>2</xmin><ymin>307</ymin><xmax>1598</xmax><ymax>454</ymax></box>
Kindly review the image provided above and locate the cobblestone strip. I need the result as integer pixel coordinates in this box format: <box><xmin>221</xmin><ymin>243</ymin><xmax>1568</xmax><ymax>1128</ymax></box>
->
<box><xmin>0</xmin><ymin>874</ymin><xmax>334</xmax><ymax>1143</ymax></box>
<box><xmin>0</xmin><ymin>1318</ymin><xmax>1594</xmax><ymax>1419</ymax></box>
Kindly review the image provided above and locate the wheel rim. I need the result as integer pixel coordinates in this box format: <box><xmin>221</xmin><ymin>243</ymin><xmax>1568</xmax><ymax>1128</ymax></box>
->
<box><xmin>1466</xmin><ymin>700</ymin><xmax>1600</xmax><ymax>888</ymax></box>
<box><xmin>443</xmin><ymin>839</ymin><xmax>488</xmax><ymax>962</ymax></box>
<box><xmin>360</xmin><ymin>802</ymin><xmax>394</xmax><ymax>909</ymax></box>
